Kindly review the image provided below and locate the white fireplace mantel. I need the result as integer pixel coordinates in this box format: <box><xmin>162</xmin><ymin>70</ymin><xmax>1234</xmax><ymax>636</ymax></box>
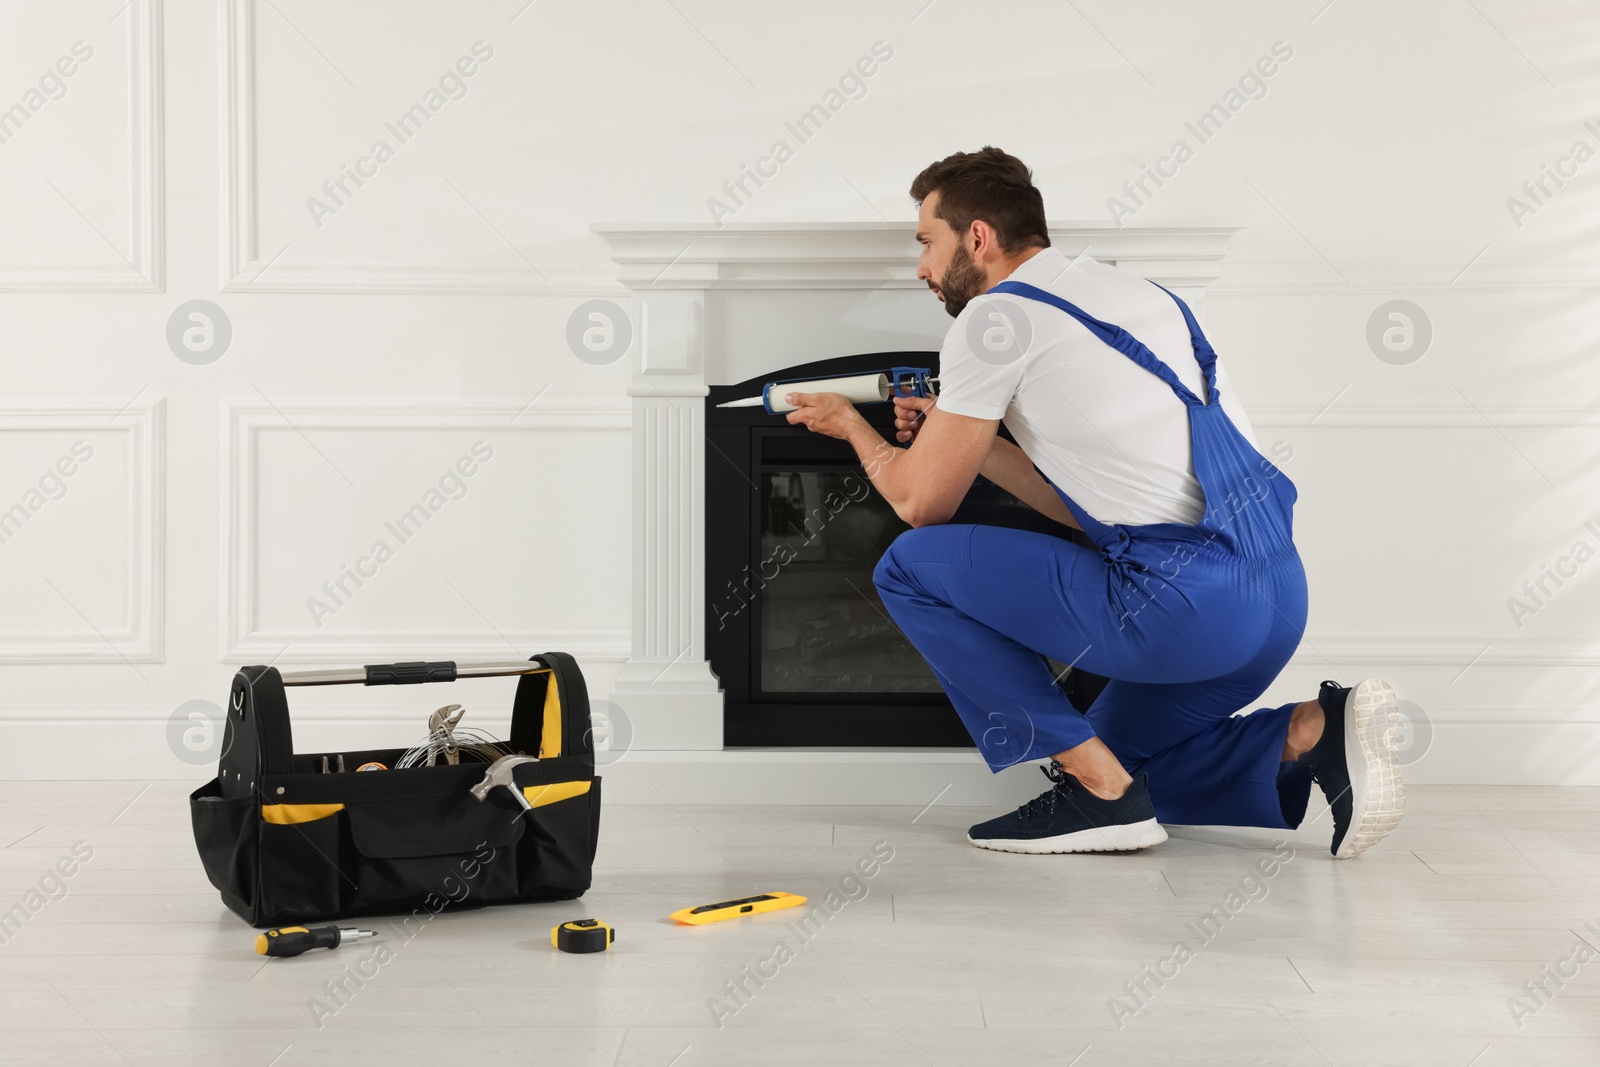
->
<box><xmin>592</xmin><ymin>221</ymin><xmax>1243</xmax><ymax>290</ymax></box>
<box><xmin>593</xmin><ymin>221</ymin><xmax>1242</xmax><ymax>804</ymax></box>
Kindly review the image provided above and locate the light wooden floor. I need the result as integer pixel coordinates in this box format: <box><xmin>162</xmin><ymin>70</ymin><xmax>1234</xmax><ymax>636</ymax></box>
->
<box><xmin>2</xmin><ymin>781</ymin><xmax>1598</xmax><ymax>1066</ymax></box>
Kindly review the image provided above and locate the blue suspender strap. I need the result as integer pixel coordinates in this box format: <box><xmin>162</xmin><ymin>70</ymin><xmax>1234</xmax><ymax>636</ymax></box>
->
<box><xmin>1150</xmin><ymin>282</ymin><xmax>1220</xmax><ymax>407</ymax></box>
<box><xmin>987</xmin><ymin>279</ymin><xmax>1219</xmax><ymax>408</ymax></box>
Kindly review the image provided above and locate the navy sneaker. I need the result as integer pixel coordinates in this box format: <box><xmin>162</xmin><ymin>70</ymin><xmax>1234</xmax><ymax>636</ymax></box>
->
<box><xmin>967</xmin><ymin>764</ymin><xmax>1167</xmax><ymax>854</ymax></box>
<box><xmin>1302</xmin><ymin>678</ymin><xmax>1405</xmax><ymax>859</ymax></box>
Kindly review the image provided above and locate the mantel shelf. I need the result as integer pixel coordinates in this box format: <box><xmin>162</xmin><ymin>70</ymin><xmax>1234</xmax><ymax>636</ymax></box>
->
<box><xmin>593</xmin><ymin>221</ymin><xmax>1245</xmax><ymax>290</ymax></box>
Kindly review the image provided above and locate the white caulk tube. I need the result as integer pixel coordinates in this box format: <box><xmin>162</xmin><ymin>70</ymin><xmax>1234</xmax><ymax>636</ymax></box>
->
<box><xmin>716</xmin><ymin>374</ymin><xmax>897</xmax><ymax>414</ymax></box>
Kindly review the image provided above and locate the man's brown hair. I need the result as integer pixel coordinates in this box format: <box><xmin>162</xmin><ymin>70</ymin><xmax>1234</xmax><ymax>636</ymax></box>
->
<box><xmin>910</xmin><ymin>147</ymin><xmax>1050</xmax><ymax>254</ymax></box>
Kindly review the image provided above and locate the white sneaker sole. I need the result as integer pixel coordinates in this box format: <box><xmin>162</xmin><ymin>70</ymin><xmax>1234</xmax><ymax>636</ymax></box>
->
<box><xmin>967</xmin><ymin>818</ymin><xmax>1168</xmax><ymax>854</ymax></box>
<box><xmin>1336</xmin><ymin>677</ymin><xmax>1406</xmax><ymax>859</ymax></box>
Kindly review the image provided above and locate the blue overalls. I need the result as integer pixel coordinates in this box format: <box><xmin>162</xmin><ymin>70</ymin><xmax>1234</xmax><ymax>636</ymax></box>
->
<box><xmin>874</xmin><ymin>279</ymin><xmax>1314</xmax><ymax>829</ymax></box>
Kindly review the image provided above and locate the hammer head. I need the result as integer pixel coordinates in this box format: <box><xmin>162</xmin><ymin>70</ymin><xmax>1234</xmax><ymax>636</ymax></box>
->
<box><xmin>469</xmin><ymin>754</ymin><xmax>539</xmax><ymax>801</ymax></box>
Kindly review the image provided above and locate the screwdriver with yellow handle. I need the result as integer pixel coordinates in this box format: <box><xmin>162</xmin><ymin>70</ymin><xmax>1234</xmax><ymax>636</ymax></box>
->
<box><xmin>254</xmin><ymin>924</ymin><xmax>377</xmax><ymax>958</ymax></box>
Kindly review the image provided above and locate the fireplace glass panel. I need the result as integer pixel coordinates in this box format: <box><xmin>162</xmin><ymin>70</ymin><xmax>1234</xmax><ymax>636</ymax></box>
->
<box><xmin>707</xmin><ymin>350</ymin><xmax>1109</xmax><ymax>747</ymax></box>
<box><xmin>757</xmin><ymin>471</ymin><xmax>943</xmax><ymax>694</ymax></box>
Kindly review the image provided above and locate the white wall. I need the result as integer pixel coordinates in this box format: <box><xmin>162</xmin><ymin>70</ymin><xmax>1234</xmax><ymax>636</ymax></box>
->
<box><xmin>1</xmin><ymin>0</ymin><xmax>1596</xmax><ymax>782</ymax></box>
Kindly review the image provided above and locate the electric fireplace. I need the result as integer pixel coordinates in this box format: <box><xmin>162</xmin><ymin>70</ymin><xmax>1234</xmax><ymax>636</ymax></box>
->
<box><xmin>707</xmin><ymin>350</ymin><xmax>1111</xmax><ymax>748</ymax></box>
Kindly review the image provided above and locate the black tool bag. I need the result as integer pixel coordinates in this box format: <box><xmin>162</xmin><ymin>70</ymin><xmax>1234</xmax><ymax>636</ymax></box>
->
<box><xmin>189</xmin><ymin>653</ymin><xmax>601</xmax><ymax>928</ymax></box>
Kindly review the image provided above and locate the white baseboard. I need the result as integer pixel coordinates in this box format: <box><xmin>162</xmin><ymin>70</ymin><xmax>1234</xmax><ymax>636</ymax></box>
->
<box><xmin>1</xmin><ymin>718</ymin><xmax>1595</xmax><ymax>792</ymax></box>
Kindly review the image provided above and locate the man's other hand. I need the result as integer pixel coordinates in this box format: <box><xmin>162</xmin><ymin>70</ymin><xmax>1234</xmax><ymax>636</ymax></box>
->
<box><xmin>784</xmin><ymin>391</ymin><xmax>862</xmax><ymax>440</ymax></box>
<box><xmin>892</xmin><ymin>394</ymin><xmax>935</xmax><ymax>445</ymax></box>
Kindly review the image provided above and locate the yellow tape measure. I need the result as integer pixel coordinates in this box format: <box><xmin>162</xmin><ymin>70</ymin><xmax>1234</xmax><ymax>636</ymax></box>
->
<box><xmin>669</xmin><ymin>891</ymin><xmax>807</xmax><ymax>925</ymax></box>
<box><xmin>552</xmin><ymin>918</ymin><xmax>615</xmax><ymax>953</ymax></box>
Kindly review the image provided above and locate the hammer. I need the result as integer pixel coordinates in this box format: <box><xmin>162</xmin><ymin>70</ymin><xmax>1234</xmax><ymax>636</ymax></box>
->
<box><xmin>469</xmin><ymin>754</ymin><xmax>540</xmax><ymax>812</ymax></box>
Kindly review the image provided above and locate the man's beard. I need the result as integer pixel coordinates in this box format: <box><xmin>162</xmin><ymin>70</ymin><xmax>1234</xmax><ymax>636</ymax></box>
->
<box><xmin>931</xmin><ymin>242</ymin><xmax>986</xmax><ymax>319</ymax></box>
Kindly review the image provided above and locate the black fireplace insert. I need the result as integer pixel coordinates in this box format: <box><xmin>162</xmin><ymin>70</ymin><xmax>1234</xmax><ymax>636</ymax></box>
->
<box><xmin>706</xmin><ymin>350</ymin><xmax>1110</xmax><ymax>748</ymax></box>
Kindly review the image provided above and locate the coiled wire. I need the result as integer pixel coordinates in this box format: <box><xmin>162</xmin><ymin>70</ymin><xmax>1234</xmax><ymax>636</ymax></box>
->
<box><xmin>393</xmin><ymin>704</ymin><xmax>516</xmax><ymax>769</ymax></box>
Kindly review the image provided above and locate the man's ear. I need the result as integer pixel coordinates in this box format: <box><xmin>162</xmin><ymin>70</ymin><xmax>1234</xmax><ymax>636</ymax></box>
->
<box><xmin>968</xmin><ymin>219</ymin><xmax>995</xmax><ymax>262</ymax></box>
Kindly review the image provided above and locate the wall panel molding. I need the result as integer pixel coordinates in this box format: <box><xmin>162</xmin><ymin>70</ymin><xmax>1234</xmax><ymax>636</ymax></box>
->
<box><xmin>0</xmin><ymin>398</ymin><xmax>165</xmax><ymax>662</ymax></box>
<box><xmin>220</xmin><ymin>395</ymin><xmax>631</xmax><ymax>663</ymax></box>
<box><xmin>1254</xmin><ymin>399</ymin><xmax>1599</xmax><ymax>668</ymax></box>
<box><xmin>0</xmin><ymin>0</ymin><xmax>164</xmax><ymax>291</ymax></box>
<box><xmin>1214</xmin><ymin>258</ymin><xmax>1600</xmax><ymax>295</ymax></box>
<box><xmin>218</xmin><ymin>0</ymin><xmax>605</xmax><ymax>294</ymax></box>
<box><xmin>1248</xmin><ymin>399</ymin><xmax>1600</xmax><ymax>668</ymax></box>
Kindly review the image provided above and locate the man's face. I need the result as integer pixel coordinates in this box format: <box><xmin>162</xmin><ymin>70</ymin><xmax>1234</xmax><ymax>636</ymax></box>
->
<box><xmin>916</xmin><ymin>192</ymin><xmax>986</xmax><ymax>319</ymax></box>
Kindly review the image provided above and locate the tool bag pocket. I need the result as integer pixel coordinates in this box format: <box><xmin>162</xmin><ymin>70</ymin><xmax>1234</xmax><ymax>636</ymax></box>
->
<box><xmin>189</xmin><ymin>652</ymin><xmax>602</xmax><ymax>928</ymax></box>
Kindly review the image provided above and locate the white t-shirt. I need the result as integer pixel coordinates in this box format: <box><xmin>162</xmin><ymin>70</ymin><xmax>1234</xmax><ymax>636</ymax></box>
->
<box><xmin>936</xmin><ymin>246</ymin><xmax>1259</xmax><ymax>527</ymax></box>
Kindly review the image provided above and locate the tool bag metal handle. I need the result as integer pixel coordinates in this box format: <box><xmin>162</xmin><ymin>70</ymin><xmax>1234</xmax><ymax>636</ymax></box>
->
<box><xmin>278</xmin><ymin>659</ymin><xmax>551</xmax><ymax>687</ymax></box>
<box><xmin>217</xmin><ymin>654</ymin><xmax>586</xmax><ymax>800</ymax></box>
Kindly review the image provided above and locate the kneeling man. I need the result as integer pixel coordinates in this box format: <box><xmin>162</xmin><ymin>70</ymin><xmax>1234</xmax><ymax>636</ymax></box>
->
<box><xmin>782</xmin><ymin>147</ymin><xmax>1404</xmax><ymax>859</ymax></box>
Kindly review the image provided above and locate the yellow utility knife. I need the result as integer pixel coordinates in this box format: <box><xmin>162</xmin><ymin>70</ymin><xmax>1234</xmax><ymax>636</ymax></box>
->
<box><xmin>670</xmin><ymin>891</ymin><xmax>807</xmax><ymax>925</ymax></box>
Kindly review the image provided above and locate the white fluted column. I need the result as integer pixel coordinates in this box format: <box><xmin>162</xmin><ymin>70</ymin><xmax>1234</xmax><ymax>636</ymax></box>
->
<box><xmin>609</xmin><ymin>288</ymin><xmax>723</xmax><ymax>750</ymax></box>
